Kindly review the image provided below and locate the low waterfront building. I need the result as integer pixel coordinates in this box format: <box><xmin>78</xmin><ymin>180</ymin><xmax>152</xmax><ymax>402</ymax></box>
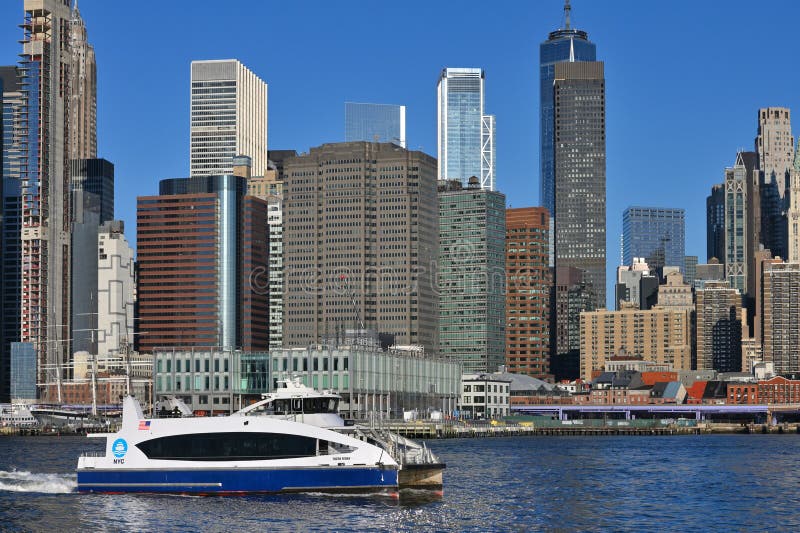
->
<box><xmin>155</xmin><ymin>335</ymin><xmax>461</xmax><ymax>416</ymax></box>
<box><xmin>649</xmin><ymin>382</ymin><xmax>687</xmax><ymax>404</ymax></box>
<box><xmin>726</xmin><ymin>376</ymin><xmax>800</xmax><ymax>405</ymax></box>
<box><xmin>684</xmin><ymin>381</ymin><xmax>709</xmax><ymax>404</ymax></box>
<box><xmin>505</xmin><ymin>372</ymin><xmax>571</xmax><ymax>406</ymax></box>
<box><xmin>270</xmin><ymin>342</ymin><xmax>461</xmax><ymax>418</ymax></box>
<box><xmin>154</xmin><ymin>348</ymin><xmax>269</xmax><ymax>414</ymax></box>
<box><xmin>586</xmin><ymin>387</ymin><xmax>651</xmax><ymax>405</ymax></box>
<box><xmin>459</xmin><ymin>372</ymin><xmax>511</xmax><ymax>418</ymax></box>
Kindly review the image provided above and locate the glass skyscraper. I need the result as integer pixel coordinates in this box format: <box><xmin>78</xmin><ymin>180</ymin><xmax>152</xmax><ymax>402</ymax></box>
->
<box><xmin>622</xmin><ymin>207</ymin><xmax>686</xmax><ymax>273</ymax></box>
<box><xmin>1</xmin><ymin>66</ymin><xmax>24</xmax><ymax>402</ymax></box>
<box><xmin>438</xmin><ymin>179</ymin><xmax>506</xmax><ymax>373</ymax></box>
<box><xmin>539</xmin><ymin>9</ymin><xmax>596</xmax><ymax>215</ymax></box>
<box><xmin>437</xmin><ymin>68</ymin><xmax>495</xmax><ymax>191</ymax></box>
<box><xmin>344</xmin><ymin>102</ymin><xmax>406</xmax><ymax>148</ymax></box>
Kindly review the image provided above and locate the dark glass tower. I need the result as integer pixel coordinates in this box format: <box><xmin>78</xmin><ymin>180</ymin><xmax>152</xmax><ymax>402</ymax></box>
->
<box><xmin>553</xmin><ymin>59</ymin><xmax>606</xmax><ymax>310</ymax></box>
<box><xmin>1</xmin><ymin>66</ymin><xmax>24</xmax><ymax>402</ymax></box>
<box><xmin>706</xmin><ymin>183</ymin><xmax>725</xmax><ymax>262</ymax></box>
<box><xmin>539</xmin><ymin>1</ymin><xmax>596</xmax><ymax>215</ymax></box>
<box><xmin>71</xmin><ymin>158</ymin><xmax>114</xmax><ymax>224</ymax></box>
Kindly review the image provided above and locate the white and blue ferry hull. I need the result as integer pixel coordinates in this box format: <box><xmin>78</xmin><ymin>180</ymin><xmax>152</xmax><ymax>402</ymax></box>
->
<box><xmin>77</xmin><ymin>465</ymin><xmax>398</xmax><ymax>494</ymax></box>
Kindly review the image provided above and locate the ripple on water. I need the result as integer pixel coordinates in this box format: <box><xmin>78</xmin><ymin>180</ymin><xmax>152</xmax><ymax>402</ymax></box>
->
<box><xmin>2</xmin><ymin>435</ymin><xmax>800</xmax><ymax>530</ymax></box>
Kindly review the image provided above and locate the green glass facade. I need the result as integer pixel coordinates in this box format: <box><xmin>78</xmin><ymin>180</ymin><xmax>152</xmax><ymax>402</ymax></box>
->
<box><xmin>438</xmin><ymin>181</ymin><xmax>506</xmax><ymax>373</ymax></box>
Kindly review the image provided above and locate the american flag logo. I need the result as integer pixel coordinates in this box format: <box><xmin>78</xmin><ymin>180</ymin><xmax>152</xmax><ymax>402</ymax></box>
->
<box><xmin>138</xmin><ymin>420</ymin><xmax>151</xmax><ymax>430</ymax></box>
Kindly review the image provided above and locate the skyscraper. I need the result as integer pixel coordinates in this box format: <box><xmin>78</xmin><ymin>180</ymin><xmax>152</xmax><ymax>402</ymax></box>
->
<box><xmin>71</xmin><ymin>158</ymin><xmax>114</xmax><ymax>223</ymax></box>
<box><xmin>282</xmin><ymin>142</ymin><xmax>439</xmax><ymax>352</ymax></box>
<box><xmin>438</xmin><ymin>178</ymin><xmax>506</xmax><ymax>373</ymax></box>
<box><xmin>190</xmin><ymin>60</ymin><xmax>268</xmax><ymax>177</ymax></box>
<box><xmin>695</xmin><ymin>280</ymin><xmax>742</xmax><ymax>372</ymax></box>
<box><xmin>244</xmin><ymin>156</ymin><xmax>285</xmax><ymax>350</ymax></box>
<box><xmin>539</xmin><ymin>0</ymin><xmax>596</xmax><ymax>216</ymax></box>
<box><xmin>19</xmin><ymin>0</ymin><xmax>74</xmax><ymax>398</ymax></box>
<box><xmin>615</xmin><ymin>258</ymin><xmax>654</xmax><ymax>310</ymax></box>
<box><xmin>96</xmin><ymin>221</ymin><xmax>134</xmax><ymax>357</ymax></box>
<box><xmin>706</xmin><ymin>183</ymin><xmax>725</xmax><ymax>262</ymax></box>
<box><xmin>68</xmin><ymin>1</ymin><xmax>97</xmax><ymax>160</ymax></box>
<box><xmin>1</xmin><ymin>66</ymin><xmax>24</xmax><ymax>402</ymax></box>
<box><xmin>724</xmin><ymin>154</ymin><xmax>748</xmax><ymax>293</ymax></box>
<box><xmin>552</xmin><ymin>60</ymin><xmax>606</xmax><ymax>309</ymax></box>
<box><xmin>551</xmin><ymin>265</ymin><xmax>595</xmax><ymax>380</ymax></box>
<box><xmin>137</xmin><ymin>175</ymin><xmax>270</xmax><ymax>353</ymax></box>
<box><xmin>756</xmin><ymin>107</ymin><xmax>794</xmax><ymax>261</ymax></box>
<box><xmin>761</xmin><ymin>261</ymin><xmax>800</xmax><ymax>373</ymax></box>
<box><xmin>70</xmin><ymin>158</ymin><xmax>114</xmax><ymax>355</ymax></box>
<box><xmin>345</xmin><ymin>102</ymin><xmax>406</xmax><ymax>148</ymax></box>
<box><xmin>622</xmin><ymin>207</ymin><xmax>686</xmax><ymax>272</ymax></box>
<box><xmin>506</xmin><ymin>207</ymin><xmax>551</xmax><ymax>379</ymax></box>
<box><xmin>684</xmin><ymin>255</ymin><xmax>698</xmax><ymax>287</ymax></box>
<box><xmin>789</xmin><ymin>141</ymin><xmax>800</xmax><ymax>263</ymax></box>
<box><xmin>437</xmin><ymin>68</ymin><xmax>495</xmax><ymax>191</ymax></box>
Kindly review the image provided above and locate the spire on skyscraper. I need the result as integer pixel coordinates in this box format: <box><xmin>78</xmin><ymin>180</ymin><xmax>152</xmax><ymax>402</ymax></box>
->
<box><xmin>564</xmin><ymin>0</ymin><xmax>571</xmax><ymax>30</ymax></box>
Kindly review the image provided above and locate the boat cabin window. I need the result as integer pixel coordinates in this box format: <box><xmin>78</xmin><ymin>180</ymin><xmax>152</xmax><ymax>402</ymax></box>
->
<box><xmin>136</xmin><ymin>432</ymin><xmax>317</xmax><ymax>461</ymax></box>
<box><xmin>271</xmin><ymin>397</ymin><xmax>339</xmax><ymax>415</ymax></box>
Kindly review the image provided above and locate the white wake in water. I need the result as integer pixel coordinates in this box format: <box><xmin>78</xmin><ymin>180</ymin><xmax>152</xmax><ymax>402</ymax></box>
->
<box><xmin>0</xmin><ymin>470</ymin><xmax>76</xmax><ymax>493</ymax></box>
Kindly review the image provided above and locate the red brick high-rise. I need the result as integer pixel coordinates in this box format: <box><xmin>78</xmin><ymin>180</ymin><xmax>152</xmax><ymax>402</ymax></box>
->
<box><xmin>506</xmin><ymin>208</ymin><xmax>552</xmax><ymax>380</ymax></box>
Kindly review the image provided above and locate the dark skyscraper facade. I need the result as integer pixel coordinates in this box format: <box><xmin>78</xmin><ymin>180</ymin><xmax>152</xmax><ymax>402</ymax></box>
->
<box><xmin>1</xmin><ymin>65</ymin><xmax>24</xmax><ymax>402</ymax></box>
<box><xmin>552</xmin><ymin>60</ymin><xmax>606</xmax><ymax>309</ymax></box>
<box><xmin>71</xmin><ymin>158</ymin><xmax>114</xmax><ymax>224</ymax></box>
<box><xmin>706</xmin><ymin>183</ymin><xmax>725</xmax><ymax>262</ymax></box>
<box><xmin>539</xmin><ymin>3</ymin><xmax>596</xmax><ymax>216</ymax></box>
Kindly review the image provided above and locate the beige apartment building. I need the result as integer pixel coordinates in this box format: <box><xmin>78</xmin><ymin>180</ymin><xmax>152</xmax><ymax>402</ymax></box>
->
<box><xmin>761</xmin><ymin>261</ymin><xmax>800</xmax><ymax>374</ymax></box>
<box><xmin>579</xmin><ymin>305</ymin><xmax>692</xmax><ymax>380</ymax></box>
<box><xmin>190</xmin><ymin>59</ymin><xmax>268</xmax><ymax>177</ymax></box>
<box><xmin>282</xmin><ymin>142</ymin><xmax>439</xmax><ymax>353</ymax></box>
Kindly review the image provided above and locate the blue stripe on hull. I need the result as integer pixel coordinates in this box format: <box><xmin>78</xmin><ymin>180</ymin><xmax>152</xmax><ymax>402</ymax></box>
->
<box><xmin>77</xmin><ymin>467</ymin><xmax>399</xmax><ymax>494</ymax></box>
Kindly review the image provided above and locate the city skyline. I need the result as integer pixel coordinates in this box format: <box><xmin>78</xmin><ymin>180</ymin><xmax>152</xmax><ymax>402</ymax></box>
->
<box><xmin>3</xmin><ymin>1</ymin><xmax>800</xmax><ymax>308</ymax></box>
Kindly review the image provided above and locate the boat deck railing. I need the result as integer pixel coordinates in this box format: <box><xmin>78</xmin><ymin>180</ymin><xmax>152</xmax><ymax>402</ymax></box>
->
<box><xmin>80</xmin><ymin>452</ymin><xmax>106</xmax><ymax>458</ymax></box>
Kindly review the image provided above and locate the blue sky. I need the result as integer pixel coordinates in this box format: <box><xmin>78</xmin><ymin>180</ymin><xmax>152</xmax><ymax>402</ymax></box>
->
<box><xmin>2</xmin><ymin>0</ymin><xmax>799</xmax><ymax>306</ymax></box>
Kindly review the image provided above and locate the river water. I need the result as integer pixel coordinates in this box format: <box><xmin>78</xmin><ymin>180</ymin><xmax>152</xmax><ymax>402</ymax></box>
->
<box><xmin>1</xmin><ymin>434</ymin><xmax>799</xmax><ymax>531</ymax></box>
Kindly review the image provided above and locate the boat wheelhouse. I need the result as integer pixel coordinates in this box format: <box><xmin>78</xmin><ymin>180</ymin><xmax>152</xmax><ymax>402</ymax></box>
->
<box><xmin>237</xmin><ymin>376</ymin><xmax>445</xmax><ymax>490</ymax></box>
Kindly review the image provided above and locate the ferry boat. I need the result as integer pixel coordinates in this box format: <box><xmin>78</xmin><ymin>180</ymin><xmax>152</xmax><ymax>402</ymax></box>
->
<box><xmin>76</xmin><ymin>395</ymin><xmax>399</xmax><ymax>494</ymax></box>
<box><xmin>0</xmin><ymin>402</ymin><xmax>38</xmax><ymax>427</ymax></box>
<box><xmin>236</xmin><ymin>377</ymin><xmax>445</xmax><ymax>490</ymax></box>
